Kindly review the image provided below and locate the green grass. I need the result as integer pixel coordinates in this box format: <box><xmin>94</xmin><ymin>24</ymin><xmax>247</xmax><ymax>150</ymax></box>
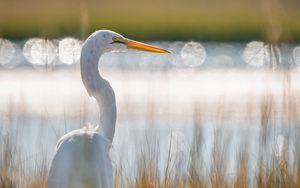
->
<box><xmin>1</xmin><ymin>0</ymin><xmax>300</xmax><ymax>41</ymax></box>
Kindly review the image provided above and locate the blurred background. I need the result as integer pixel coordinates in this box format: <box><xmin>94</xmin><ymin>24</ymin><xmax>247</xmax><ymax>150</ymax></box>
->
<box><xmin>1</xmin><ymin>0</ymin><xmax>300</xmax><ymax>187</ymax></box>
<box><xmin>1</xmin><ymin>0</ymin><xmax>300</xmax><ymax>41</ymax></box>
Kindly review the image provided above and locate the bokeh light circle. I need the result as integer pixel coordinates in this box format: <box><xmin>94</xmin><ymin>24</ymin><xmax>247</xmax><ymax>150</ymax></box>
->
<box><xmin>242</xmin><ymin>41</ymin><xmax>281</xmax><ymax>68</ymax></box>
<box><xmin>180</xmin><ymin>41</ymin><xmax>206</xmax><ymax>67</ymax></box>
<box><xmin>242</xmin><ymin>41</ymin><xmax>265</xmax><ymax>67</ymax></box>
<box><xmin>23</xmin><ymin>38</ymin><xmax>57</xmax><ymax>69</ymax></box>
<box><xmin>293</xmin><ymin>46</ymin><xmax>300</xmax><ymax>66</ymax></box>
<box><xmin>58</xmin><ymin>38</ymin><xmax>82</xmax><ymax>65</ymax></box>
<box><xmin>0</xmin><ymin>39</ymin><xmax>17</xmax><ymax>68</ymax></box>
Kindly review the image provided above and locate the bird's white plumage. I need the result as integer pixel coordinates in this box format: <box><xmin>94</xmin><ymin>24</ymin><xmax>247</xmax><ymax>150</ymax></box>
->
<box><xmin>47</xmin><ymin>30</ymin><xmax>168</xmax><ymax>188</ymax></box>
<box><xmin>47</xmin><ymin>30</ymin><xmax>121</xmax><ymax>188</ymax></box>
<box><xmin>47</xmin><ymin>128</ymin><xmax>113</xmax><ymax>188</ymax></box>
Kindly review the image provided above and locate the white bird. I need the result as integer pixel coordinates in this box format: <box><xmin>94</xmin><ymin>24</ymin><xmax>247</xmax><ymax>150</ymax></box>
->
<box><xmin>47</xmin><ymin>30</ymin><xmax>169</xmax><ymax>188</ymax></box>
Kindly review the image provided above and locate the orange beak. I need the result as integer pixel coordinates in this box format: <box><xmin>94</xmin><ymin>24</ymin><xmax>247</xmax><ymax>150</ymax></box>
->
<box><xmin>125</xmin><ymin>39</ymin><xmax>170</xmax><ymax>54</ymax></box>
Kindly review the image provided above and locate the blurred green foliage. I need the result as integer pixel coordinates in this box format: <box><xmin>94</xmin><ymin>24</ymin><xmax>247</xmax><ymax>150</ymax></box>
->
<box><xmin>0</xmin><ymin>0</ymin><xmax>300</xmax><ymax>41</ymax></box>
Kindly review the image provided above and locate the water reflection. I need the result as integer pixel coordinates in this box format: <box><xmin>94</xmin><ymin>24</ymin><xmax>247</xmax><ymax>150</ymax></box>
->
<box><xmin>0</xmin><ymin>38</ymin><xmax>297</xmax><ymax>70</ymax></box>
<box><xmin>210</xmin><ymin>54</ymin><xmax>234</xmax><ymax>68</ymax></box>
<box><xmin>275</xmin><ymin>135</ymin><xmax>286</xmax><ymax>157</ymax></box>
<box><xmin>167</xmin><ymin>130</ymin><xmax>190</xmax><ymax>173</ymax></box>
<box><xmin>168</xmin><ymin>130</ymin><xmax>188</xmax><ymax>152</ymax></box>
<box><xmin>167</xmin><ymin>41</ymin><xmax>185</xmax><ymax>66</ymax></box>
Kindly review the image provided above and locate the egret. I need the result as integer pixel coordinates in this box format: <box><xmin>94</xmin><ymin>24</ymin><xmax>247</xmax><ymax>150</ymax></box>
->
<box><xmin>47</xmin><ymin>30</ymin><xmax>169</xmax><ymax>188</ymax></box>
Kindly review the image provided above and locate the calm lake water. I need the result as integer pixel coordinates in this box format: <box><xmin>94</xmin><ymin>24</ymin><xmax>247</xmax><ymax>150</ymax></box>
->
<box><xmin>1</xmin><ymin>40</ymin><xmax>300</xmax><ymax>180</ymax></box>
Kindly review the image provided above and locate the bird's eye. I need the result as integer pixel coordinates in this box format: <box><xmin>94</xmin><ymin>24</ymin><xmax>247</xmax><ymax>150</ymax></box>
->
<box><xmin>111</xmin><ymin>36</ymin><xmax>126</xmax><ymax>44</ymax></box>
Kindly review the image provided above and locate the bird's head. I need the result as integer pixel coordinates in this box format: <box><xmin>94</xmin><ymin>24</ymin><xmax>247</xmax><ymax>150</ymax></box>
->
<box><xmin>87</xmin><ymin>30</ymin><xmax>170</xmax><ymax>54</ymax></box>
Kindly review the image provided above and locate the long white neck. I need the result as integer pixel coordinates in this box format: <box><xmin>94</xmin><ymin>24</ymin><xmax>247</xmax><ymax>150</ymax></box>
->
<box><xmin>80</xmin><ymin>41</ymin><xmax>116</xmax><ymax>143</ymax></box>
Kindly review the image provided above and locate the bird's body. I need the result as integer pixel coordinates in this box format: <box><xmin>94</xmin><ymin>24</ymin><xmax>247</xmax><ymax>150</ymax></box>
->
<box><xmin>47</xmin><ymin>30</ymin><xmax>168</xmax><ymax>188</ymax></box>
<box><xmin>47</xmin><ymin>128</ymin><xmax>113</xmax><ymax>188</ymax></box>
